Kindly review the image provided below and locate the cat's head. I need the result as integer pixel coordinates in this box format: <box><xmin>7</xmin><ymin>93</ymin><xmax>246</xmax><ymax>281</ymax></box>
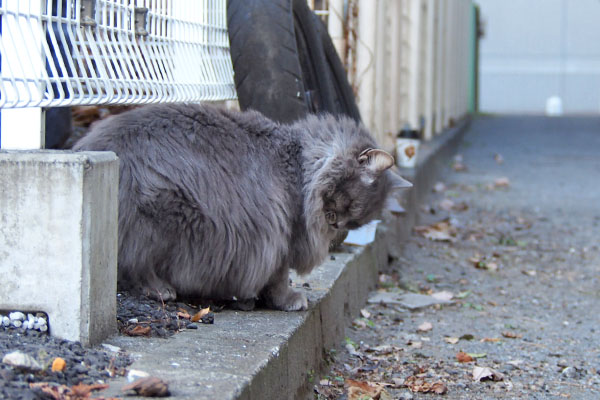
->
<box><xmin>321</xmin><ymin>148</ymin><xmax>411</xmax><ymax>232</ymax></box>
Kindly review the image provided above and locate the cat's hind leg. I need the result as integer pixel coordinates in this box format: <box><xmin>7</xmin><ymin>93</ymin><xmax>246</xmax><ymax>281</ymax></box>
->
<box><xmin>124</xmin><ymin>271</ymin><xmax>177</xmax><ymax>302</ymax></box>
<box><xmin>261</xmin><ymin>266</ymin><xmax>307</xmax><ymax>311</ymax></box>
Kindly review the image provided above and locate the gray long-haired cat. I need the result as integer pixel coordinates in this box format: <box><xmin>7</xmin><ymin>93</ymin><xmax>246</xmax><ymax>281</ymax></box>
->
<box><xmin>74</xmin><ymin>103</ymin><xmax>411</xmax><ymax>311</ymax></box>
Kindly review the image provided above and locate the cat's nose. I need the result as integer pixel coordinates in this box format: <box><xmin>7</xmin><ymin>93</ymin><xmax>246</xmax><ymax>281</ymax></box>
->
<box><xmin>332</xmin><ymin>223</ymin><xmax>339</xmax><ymax>229</ymax></box>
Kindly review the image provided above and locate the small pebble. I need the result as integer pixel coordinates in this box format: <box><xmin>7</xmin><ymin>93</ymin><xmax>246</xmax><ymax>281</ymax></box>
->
<box><xmin>562</xmin><ymin>366</ymin><xmax>577</xmax><ymax>379</ymax></box>
<box><xmin>127</xmin><ymin>369</ymin><xmax>150</xmax><ymax>382</ymax></box>
<box><xmin>186</xmin><ymin>323</ymin><xmax>198</xmax><ymax>330</ymax></box>
<box><xmin>397</xmin><ymin>391</ymin><xmax>414</xmax><ymax>400</ymax></box>
<box><xmin>2</xmin><ymin>351</ymin><xmax>42</xmax><ymax>371</ymax></box>
<box><xmin>101</xmin><ymin>343</ymin><xmax>122</xmax><ymax>353</ymax></box>
<box><xmin>128</xmin><ymin>318</ymin><xmax>139</xmax><ymax>324</ymax></box>
<box><xmin>200</xmin><ymin>313</ymin><xmax>214</xmax><ymax>325</ymax></box>
<box><xmin>73</xmin><ymin>364</ymin><xmax>88</xmax><ymax>375</ymax></box>
<box><xmin>2</xmin><ymin>316</ymin><xmax>10</xmax><ymax>327</ymax></box>
<box><xmin>12</xmin><ymin>320</ymin><xmax>22</xmax><ymax>328</ymax></box>
<box><xmin>9</xmin><ymin>312</ymin><xmax>25</xmax><ymax>321</ymax></box>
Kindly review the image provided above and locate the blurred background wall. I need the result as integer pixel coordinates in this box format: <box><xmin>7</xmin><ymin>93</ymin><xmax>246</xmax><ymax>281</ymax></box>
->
<box><xmin>477</xmin><ymin>0</ymin><xmax>600</xmax><ymax>114</ymax></box>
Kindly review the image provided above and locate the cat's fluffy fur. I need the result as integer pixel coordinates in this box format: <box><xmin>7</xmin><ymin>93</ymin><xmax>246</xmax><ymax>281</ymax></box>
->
<box><xmin>74</xmin><ymin>103</ymin><xmax>409</xmax><ymax>310</ymax></box>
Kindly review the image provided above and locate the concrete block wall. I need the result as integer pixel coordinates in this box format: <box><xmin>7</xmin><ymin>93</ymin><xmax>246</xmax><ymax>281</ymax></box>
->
<box><xmin>0</xmin><ymin>150</ymin><xmax>119</xmax><ymax>345</ymax></box>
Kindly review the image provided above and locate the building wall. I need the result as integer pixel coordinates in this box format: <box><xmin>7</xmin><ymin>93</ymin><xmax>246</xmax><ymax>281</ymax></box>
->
<box><xmin>477</xmin><ymin>0</ymin><xmax>600</xmax><ymax>114</ymax></box>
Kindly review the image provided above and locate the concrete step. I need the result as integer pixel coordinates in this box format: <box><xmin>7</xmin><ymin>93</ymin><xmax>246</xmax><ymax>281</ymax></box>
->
<box><xmin>102</xmin><ymin>118</ymin><xmax>470</xmax><ymax>400</ymax></box>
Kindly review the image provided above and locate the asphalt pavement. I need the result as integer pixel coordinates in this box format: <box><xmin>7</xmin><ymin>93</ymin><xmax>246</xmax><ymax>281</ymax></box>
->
<box><xmin>317</xmin><ymin>115</ymin><xmax>600</xmax><ymax>399</ymax></box>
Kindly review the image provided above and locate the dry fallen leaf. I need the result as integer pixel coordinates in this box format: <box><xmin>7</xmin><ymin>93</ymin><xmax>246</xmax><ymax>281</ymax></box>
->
<box><xmin>122</xmin><ymin>377</ymin><xmax>170</xmax><ymax>397</ymax></box>
<box><xmin>346</xmin><ymin>379</ymin><xmax>387</xmax><ymax>400</ymax></box>
<box><xmin>439</xmin><ymin>199</ymin><xmax>455</xmax><ymax>211</ymax></box>
<box><xmin>494</xmin><ymin>177</ymin><xmax>510</xmax><ymax>187</ymax></box>
<box><xmin>444</xmin><ymin>336</ymin><xmax>459</xmax><ymax>344</ymax></box>
<box><xmin>30</xmin><ymin>382</ymin><xmax>112</xmax><ymax>400</ymax></box>
<box><xmin>51</xmin><ymin>357</ymin><xmax>66</xmax><ymax>372</ymax></box>
<box><xmin>457</xmin><ymin>351</ymin><xmax>474</xmax><ymax>363</ymax></box>
<box><xmin>417</xmin><ymin>322</ymin><xmax>433</xmax><ymax>332</ymax></box>
<box><xmin>125</xmin><ymin>325</ymin><xmax>151</xmax><ymax>337</ymax></box>
<box><xmin>71</xmin><ymin>383</ymin><xmax>110</xmax><ymax>397</ymax></box>
<box><xmin>72</xmin><ymin>106</ymin><xmax>101</xmax><ymax>127</ymax></box>
<box><xmin>404</xmin><ymin>376</ymin><xmax>447</xmax><ymax>394</ymax></box>
<box><xmin>29</xmin><ymin>383</ymin><xmax>69</xmax><ymax>400</ymax></box>
<box><xmin>452</xmin><ymin>201</ymin><xmax>469</xmax><ymax>212</ymax></box>
<box><xmin>481</xmin><ymin>337</ymin><xmax>501</xmax><ymax>343</ymax></box>
<box><xmin>414</xmin><ymin>219</ymin><xmax>457</xmax><ymax>242</ymax></box>
<box><xmin>352</xmin><ymin>318</ymin><xmax>367</xmax><ymax>329</ymax></box>
<box><xmin>176</xmin><ymin>310</ymin><xmax>191</xmax><ymax>320</ymax></box>
<box><xmin>502</xmin><ymin>331</ymin><xmax>523</xmax><ymax>339</ymax></box>
<box><xmin>472</xmin><ymin>366</ymin><xmax>504</xmax><ymax>382</ymax></box>
<box><xmin>191</xmin><ymin>307</ymin><xmax>211</xmax><ymax>322</ymax></box>
<box><xmin>469</xmin><ymin>255</ymin><xmax>498</xmax><ymax>271</ymax></box>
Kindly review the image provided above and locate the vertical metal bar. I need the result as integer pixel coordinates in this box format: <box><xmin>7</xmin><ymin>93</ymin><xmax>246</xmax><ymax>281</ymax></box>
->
<box><xmin>407</xmin><ymin>0</ymin><xmax>422</xmax><ymax>131</ymax></box>
<box><xmin>0</xmin><ymin>0</ymin><xmax>44</xmax><ymax>149</ymax></box>
<box><xmin>434</xmin><ymin>0</ymin><xmax>444</xmax><ymax>134</ymax></box>
<box><xmin>356</xmin><ymin>0</ymin><xmax>377</xmax><ymax>133</ymax></box>
<box><xmin>328</xmin><ymin>0</ymin><xmax>344</xmax><ymax>58</ymax></box>
<box><xmin>423</xmin><ymin>0</ymin><xmax>435</xmax><ymax>140</ymax></box>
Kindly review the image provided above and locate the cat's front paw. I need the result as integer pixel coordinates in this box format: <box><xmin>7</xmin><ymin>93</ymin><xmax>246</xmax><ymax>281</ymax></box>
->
<box><xmin>269</xmin><ymin>289</ymin><xmax>308</xmax><ymax>311</ymax></box>
<box><xmin>139</xmin><ymin>282</ymin><xmax>177</xmax><ymax>302</ymax></box>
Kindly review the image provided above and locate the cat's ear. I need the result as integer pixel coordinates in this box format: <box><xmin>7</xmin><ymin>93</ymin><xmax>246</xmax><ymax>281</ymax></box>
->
<box><xmin>388</xmin><ymin>167</ymin><xmax>413</xmax><ymax>188</ymax></box>
<box><xmin>358</xmin><ymin>148</ymin><xmax>394</xmax><ymax>175</ymax></box>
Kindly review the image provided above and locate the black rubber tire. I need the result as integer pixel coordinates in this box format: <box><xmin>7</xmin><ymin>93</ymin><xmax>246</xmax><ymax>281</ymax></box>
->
<box><xmin>291</xmin><ymin>0</ymin><xmax>337</xmax><ymax>115</ymax></box>
<box><xmin>312</xmin><ymin>14</ymin><xmax>362</xmax><ymax>122</ymax></box>
<box><xmin>227</xmin><ymin>0</ymin><xmax>360</xmax><ymax>123</ymax></box>
<box><xmin>227</xmin><ymin>0</ymin><xmax>307</xmax><ymax>123</ymax></box>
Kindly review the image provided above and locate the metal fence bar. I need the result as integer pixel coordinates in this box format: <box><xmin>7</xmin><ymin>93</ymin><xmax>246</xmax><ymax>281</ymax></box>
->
<box><xmin>0</xmin><ymin>0</ymin><xmax>235</xmax><ymax>110</ymax></box>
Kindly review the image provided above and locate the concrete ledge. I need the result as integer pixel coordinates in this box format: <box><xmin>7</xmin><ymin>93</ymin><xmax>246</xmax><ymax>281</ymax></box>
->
<box><xmin>0</xmin><ymin>150</ymin><xmax>118</xmax><ymax>345</ymax></box>
<box><xmin>100</xmin><ymin>118</ymin><xmax>470</xmax><ymax>399</ymax></box>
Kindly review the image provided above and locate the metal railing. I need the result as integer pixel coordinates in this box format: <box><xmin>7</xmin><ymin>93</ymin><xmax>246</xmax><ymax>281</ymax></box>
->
<box><xmin>0</xmin><ymin>0</ymin><xmax>236</xmax><ymax>109</ymax></box>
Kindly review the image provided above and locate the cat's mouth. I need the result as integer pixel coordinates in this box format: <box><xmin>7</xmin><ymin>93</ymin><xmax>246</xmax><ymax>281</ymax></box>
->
<box><xmin>329</xmin><ymin>221</ymin><xmax>360</xmax><ymax>231</ymax></box>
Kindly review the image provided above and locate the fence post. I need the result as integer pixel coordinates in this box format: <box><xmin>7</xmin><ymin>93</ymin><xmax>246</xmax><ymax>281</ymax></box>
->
<box><xmin>356</xmin><ymin>0</ymin><xmax>377</xmax><ymax>133</ymax></box>
<box><xmin>407</xmin><ymin>0</ymin><xmax>422</xmax><ymax>132</ymax></box>
<box><xmin>434</xmin><ymin>0</ymin><xmax>445</xmax><ymax>134</ymax></box>
<box><xmin>328</xmin><ymin>0</ymin><xmax>345</xmax><ymax>59</ymax></box>
<box><xmin>0</xmin><ymin>0</ymin><xmax>45</xmax><ymax>149</ymax></box>
<box><xmin>388</xmin><ymin>1</ymin><xmax>402</xmax><ymax>137</ymax></box>
<box><xmin>423</xmin><ymin>0</ymin><xmax>435</xmax><ymax>140</ymax></box>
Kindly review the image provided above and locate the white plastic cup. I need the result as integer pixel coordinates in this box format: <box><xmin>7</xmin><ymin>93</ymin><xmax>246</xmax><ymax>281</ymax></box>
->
<box><xmin>396</xmin><ymin>138</ymin><xmax>420</xmax><ymax>168</ymax></box>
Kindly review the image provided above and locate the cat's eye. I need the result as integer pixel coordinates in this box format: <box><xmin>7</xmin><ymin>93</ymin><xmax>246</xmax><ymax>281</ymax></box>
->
<box><xmin>325</xmin><ymin>211</ymin><xmax>337</xmax><ymax>224</ymax></box>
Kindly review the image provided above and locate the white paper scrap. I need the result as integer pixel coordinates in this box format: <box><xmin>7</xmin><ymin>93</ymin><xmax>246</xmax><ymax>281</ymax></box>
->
<box><xmin>343</xmin><ymin>220</ymin><xmax>381</xmax><ymax>246</ymax></box>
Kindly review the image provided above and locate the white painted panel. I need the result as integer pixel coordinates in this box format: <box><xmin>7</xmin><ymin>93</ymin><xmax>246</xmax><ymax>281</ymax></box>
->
<box><xmin>477</xmin><ymin>0</ymin><xmax>600</xmax><ymax>113</ymax></box>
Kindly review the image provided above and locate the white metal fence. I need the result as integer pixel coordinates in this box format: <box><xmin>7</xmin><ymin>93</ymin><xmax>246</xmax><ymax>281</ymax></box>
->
<box><xmin>0</xmin><ymin>0</ymin><xmax>235</xmax><ymax>149</ymax></box>
<box><xmin>0</xmin><ymin>0</ymin><xmax>235</xmax><ymax>108</ymax></box>
<box><xmin>320</xmin><ymin>0</ymin><xmax>474</xmax><ymax>149</ymax></box>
